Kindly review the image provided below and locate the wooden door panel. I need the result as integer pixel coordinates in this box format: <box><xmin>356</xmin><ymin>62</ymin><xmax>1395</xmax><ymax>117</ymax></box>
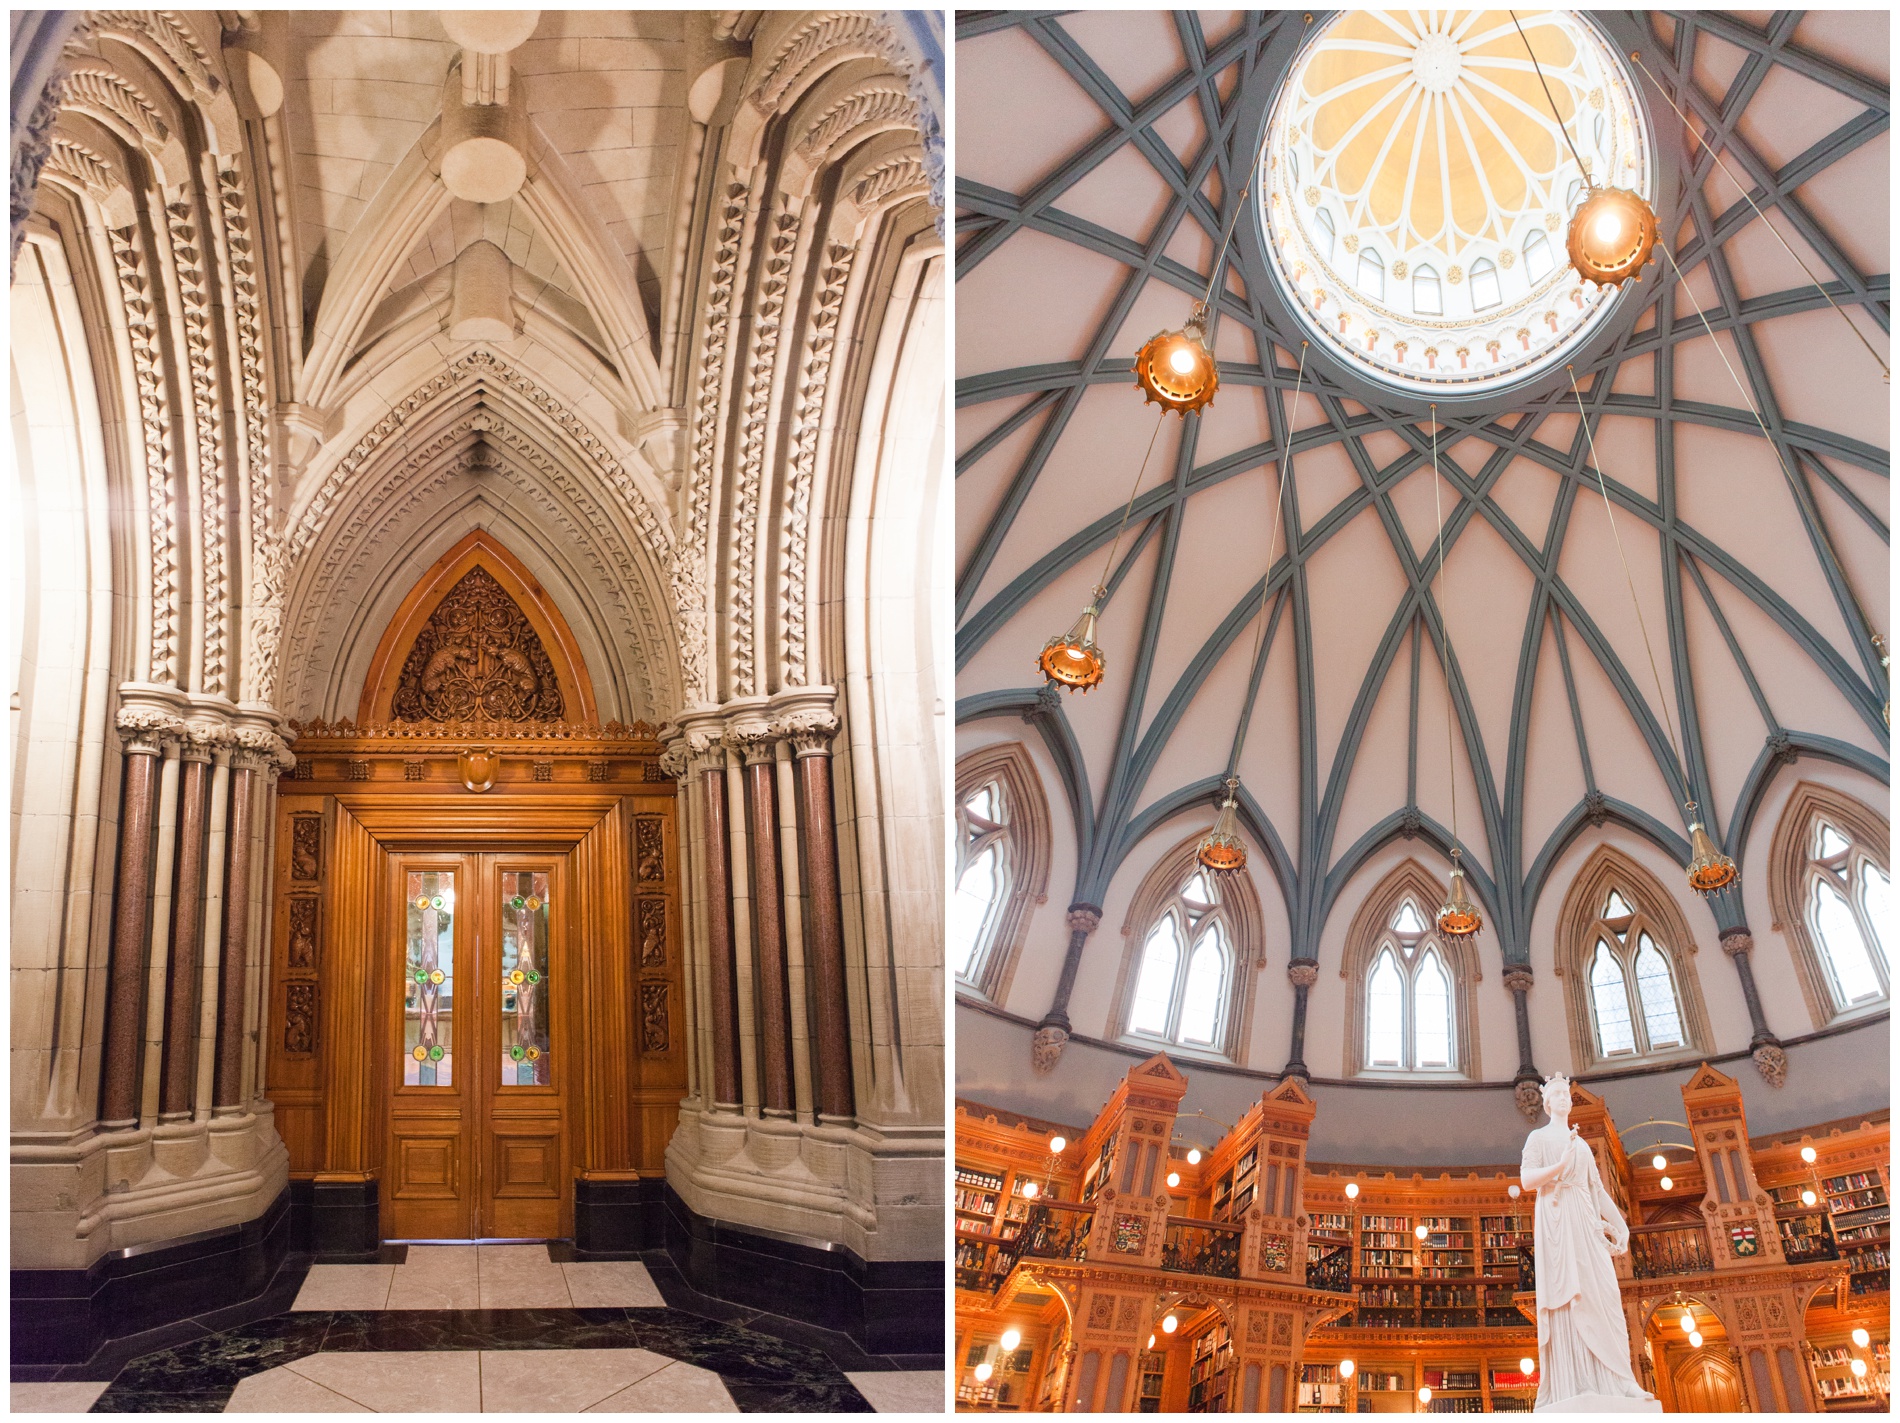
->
<box><xmin>392</xmin><ymin>1132</ymin><xmax>461</xmax><ymax>1199</ymax></box>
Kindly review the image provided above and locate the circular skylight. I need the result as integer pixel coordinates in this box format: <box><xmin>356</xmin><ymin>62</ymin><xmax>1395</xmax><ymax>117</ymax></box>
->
<box><xmin>1260</xmin><ymin>9</ymin><xmax>1653</xmax><ymax>396</ymax></box>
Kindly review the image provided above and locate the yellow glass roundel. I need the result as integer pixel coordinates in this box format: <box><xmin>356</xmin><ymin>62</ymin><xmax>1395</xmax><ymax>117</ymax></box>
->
<box><xmin>1260</xmin><ymin>10</ymin><xmax>1653</xmax><ymax>395</ymax></box>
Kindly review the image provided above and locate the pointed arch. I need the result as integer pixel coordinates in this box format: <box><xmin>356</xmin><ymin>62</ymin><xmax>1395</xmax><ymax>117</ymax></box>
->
<box><xmin>953</xmin><ymin>741</ymin><xmax>1053</xmax><ymax>1005</ymax></box>
<box><xmin>1555</xmin><ymin>845</ymin><xmax>1713</xmax><ymax>1070</ymax></box>
<box><xmin>1104</xmin><ymin>830</ymin><xmax>1264</xmax><ymax>1062</ymax></box>
<box><xmin>1339</xmin><ymin>859</ymin><xmax>1481</xmax><ymax>1078</ymax></box>
<box><xmin>1765</xmin><ymin>781</ymin><xmax>1891</xmax><ymax>1029</ymax></box>
<box><xmin>356</xmin><ymin>530</ymin><xmax>598</xmax><ymax>724</ymax></box>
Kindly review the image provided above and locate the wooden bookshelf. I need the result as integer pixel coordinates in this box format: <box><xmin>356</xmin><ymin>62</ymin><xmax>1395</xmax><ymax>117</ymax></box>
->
<box><xmin>1296</xmin><ymin>1360</ymin><xmax>1350</xmax><ymax>1412</ymax></box>
<box><xmin>1824</xmin><ymin>1168</ymin><xmax>1890</xmax><ymax>1295</ymax></box>
<box><xmin>1186</xmin><ymin>1320</ymin><xmax>1235</xmax><ymax>1412</ymax></box>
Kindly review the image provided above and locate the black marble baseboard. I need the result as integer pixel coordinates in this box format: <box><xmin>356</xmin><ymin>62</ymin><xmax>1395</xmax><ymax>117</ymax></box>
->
<box><xmin>658</xmin><ymin>1185</ymin><xmax>943</xmax><ymax>1356</ymax></box>
<box><xmin>292</xmin><ymin>1177</ymin><xmax>382</xmax><ymax>1261</ymax></box>
<box><xmin>572</xmin><ymin>1175</ymin><xmax>664</xmax><ymax>1256</ymax></box>
<box><xmin>11</xmin><ymin>1188</ymin><xmax>292</xmax><ymax>1368</ymax></box>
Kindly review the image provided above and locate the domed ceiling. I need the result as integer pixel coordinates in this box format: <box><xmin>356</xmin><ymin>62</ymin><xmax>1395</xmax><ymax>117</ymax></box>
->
<box><xmin>956</xmin><ymin>11</ymin><xmax>1888</xmax><ymax>965</ymax></box>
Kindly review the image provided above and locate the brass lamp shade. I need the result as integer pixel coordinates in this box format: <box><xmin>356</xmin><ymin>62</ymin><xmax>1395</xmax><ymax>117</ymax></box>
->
<box><xmin>1135</xmin><ymin>308</ymin><xmax>1219</xmax><ymax>415</ymax></box>
<box><xmin>1038</xmin><ymin>603</ymin><xmax>1106</xmax><ymax>693</ymax></box>
<box><xmin>1566</xmin><ymin>187</ymin><xmax>1659</xmax><ymax>288</ymax></box>
<box><xmin>1436</xmin><ymin>862</ymin><xmax>1483</xmax><ymax>938</ymax></box>
<box><xmin>1197</xmin><ymin>779</ymin><xmax>1247</xmax><ymax>876</ymax></box>
<box><xmin>1685</xmin><ymin>817</ymin><xmax>1738</xmax><ymax>896</ymax></box>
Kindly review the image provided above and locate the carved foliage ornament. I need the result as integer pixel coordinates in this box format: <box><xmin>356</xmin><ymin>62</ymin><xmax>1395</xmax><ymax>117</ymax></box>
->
<box><xmin>391</xmin><ymin>567</ymin><xmax>564</xmax><ymax>724</ymax></box>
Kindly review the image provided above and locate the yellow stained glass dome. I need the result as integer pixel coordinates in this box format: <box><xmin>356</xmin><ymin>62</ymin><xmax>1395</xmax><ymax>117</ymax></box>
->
<box><xmin>1261</xmin><ymin>9</ymin><xmax>1653</xmax><ymax>396</ymax></box>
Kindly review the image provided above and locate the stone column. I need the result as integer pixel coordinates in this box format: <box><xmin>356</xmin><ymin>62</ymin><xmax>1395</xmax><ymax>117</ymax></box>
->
<box><xmin>100</xmin><ymin>703</ymin><xmax>179</xmax><ymax>1129</ymax></box>
<box><xmin>213</xmin><ymin>753</ymin><xmax>258</xmax><ymax>1110</ymax></box>
<box><xmin>1504</xmin><ymin>964</ymin><xmax>1542</xmax><ymax>1118</ymax></box>
<box><xmin>1284</xmin><ymin>960</ymin><xmax>1318</xmax><ymax>1080</ymax></box>
<box><xmin>701</xmin><ymin>759</ymin><xmax>741</xmax><ymax>1109</ymax></box>
<box><xmin>741</xmin><ymin>735</ymin><xmax>793</xmax><ymax>1115</ymax></box>
<box><xmin>1033</xmin><ymin>904</ymin><xmax>1101</xmax><ymax>1072</ymax></box>
<box><xmin>792</xmin><ymin>723</ymin><xmax>854</xmax><ymax>1121</ymax></box>
<box><xmin>1719</xmin><ymin>929</ymin><xmax>1787</xmax><ymax>1087</ymax></box>
<box><xmin>159</xmin><ymin>735</ymin><xmax>215</xmax><ymax>1121</ymax></box>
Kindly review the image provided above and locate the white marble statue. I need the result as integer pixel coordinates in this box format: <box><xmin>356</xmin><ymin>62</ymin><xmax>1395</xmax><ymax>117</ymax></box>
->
<box><xmin>1520</xmin><ymin>1073</ymin><xmax>1660</xmax><ymax>1413</ymax></box>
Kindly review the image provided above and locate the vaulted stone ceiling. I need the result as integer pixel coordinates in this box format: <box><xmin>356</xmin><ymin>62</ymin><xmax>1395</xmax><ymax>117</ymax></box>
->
<box><xmin>956</xmin><ymin>11</ymin><xmax>1889</xmax><ymax>962</ymax></box>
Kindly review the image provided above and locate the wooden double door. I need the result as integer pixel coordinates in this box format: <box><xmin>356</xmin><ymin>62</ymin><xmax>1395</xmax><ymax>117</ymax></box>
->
<box><xmin>385</xmin><ymin>850</ymin><xmax>571</xmax><ymax>1240</ymax></box>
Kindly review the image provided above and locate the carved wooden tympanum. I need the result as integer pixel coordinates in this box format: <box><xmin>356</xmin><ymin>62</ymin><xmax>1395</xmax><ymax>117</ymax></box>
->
<box><xmin>391</xmin><ymin>567</ymin><xmax>565</xmax><ymax>723</ymax></box>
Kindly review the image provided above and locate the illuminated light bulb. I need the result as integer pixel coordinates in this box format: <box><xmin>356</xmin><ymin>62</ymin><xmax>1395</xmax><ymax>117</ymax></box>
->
<box><xmin>1802</xmin><ymin>1188</ymin><xmax>1817</xmax><ymax>1207</ymax></box>
<box><xmin>1415</xmin><ymin>1223</ymin><xmax>1430</xmax><ymax>1240</ymax></box>
<box><xmin>1508</xmin><ymin>1184</ymin><xmax>1521</xmax><ymax>1200</ymax></box>
<box><xmin>1565</xmin><ymin>186</ymin><xmax>1658</xmax><ymax>288</ymax></box>
<box><xmin>975</xmin><ymin>1362</ymin><xmax>993</xmax><ymax>1383</ymax></box>
<box><xmin>1049</xmin><ymin>1136</ymin><xmax>1067</xmax><ymax>1154</ymax></box>
<box><xmin>1167</xmin><ymin>1171</ymin><xmax>1182</xmax><ymax>1188</ymax></box>
<box><xmin>1022</xmin><ymin>1180</ymin><xmax>1039</xmax><ymax>1199</ymax></box>
<box><xmin>1037</xmin><ymin>604</ymin><xmax>1106</xmax><ymax>693</ymax></box>
<box><xmin>1345</xmin><ymin>1182</ymin><xmax>1360</xmax><ymax>1199</ymax></box>
<box><xmin>1520</xmin><ymin>1358</ymin><xmax>1536</xmax><ymax>1375</ymax></box>
<box><xmin>1853</xmin><ymin>1328</ymin><xmax>1871</xmax><ymax>1348</ymax></box>
<box><xmin>1187</xmin><ymin>1148</ymin><xmax>1202</xmax><ymax>1165</ymax></box>
<box><xmin>1660</xmin><ymin>1175</ymin><xmax>1673</xmax><ymax>1191</ymax></box>
<box><xmin>1851</xmin><ymin>1358</ymin><xmax>1868</xmax><ymax>1378</ymax></box>
<box><xmin>1436</xmin><ymin>856</ymin><xmax>1482</xmax><ymax>937</ymax></box>
<box><xmin>1162</xmin><ymin>1315</ymin><xmax>1179</xmax><ymax>1334</ymax></box>
<box><xmin>1338</xmin><ymin>1360</ymin><xmax>1356</xmax><ymax>1379</ymax></box>
<box><xmin>1419</xmin><ymin>1386</ymin><xmax>1433</xmax><ymax>1403</ymax></box>
<box><xmin>1801</xmin><ymin>1146</ymin><xmax>1818</xmax><ymax>1164</ymax></box>
<box><xmin>1001</xmin><ymin>1328</ymin><xmax>1022</xmax><ymax>1352</ymax></box>
<box><xmin>1689</xmin><ymin>1330</ymin><xmax>1703</xmax><ymax>1349</ymax></box>
<box><xmin>1681</xmin><ymin>1313</ymin><xmax>1695</xmax><ymax>1333</ymax></box>
<box><xmin>1652</xmin><ymin>1154</ymin><xmax>1667</xmax><ymax>1171</ymax></box>
<box><xmin>1149</xmin><ymin>1334</ymin><xmax>1157</xmax><ymax>1349</ymax></box>
<box><xmin>1134</xmin><ymin>307</ymin><xmax>1219</xmax><ymax>414</ymax></box>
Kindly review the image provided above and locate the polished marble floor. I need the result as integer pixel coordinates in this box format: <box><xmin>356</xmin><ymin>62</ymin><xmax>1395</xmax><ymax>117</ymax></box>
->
<box><xmin>10</xmin><ymin>1246</ymin><xmax>942</xmax><ymax>1413</ymax></box>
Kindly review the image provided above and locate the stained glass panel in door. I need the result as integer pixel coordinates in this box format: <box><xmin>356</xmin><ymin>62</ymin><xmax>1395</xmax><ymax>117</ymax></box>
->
<box><xmin>404</xmin><ymin>870</ymin><xmax>456</xmax><ymax>1085</ymax></box>
<box><xmin>501</xmin><ymin>870</ymin><xmax>551</xmax><ymax>1084</ymax></box>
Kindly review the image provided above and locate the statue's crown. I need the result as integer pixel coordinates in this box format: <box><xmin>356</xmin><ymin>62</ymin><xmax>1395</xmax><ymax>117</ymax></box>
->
<box><xmin>1540</xmin><ymin>1071</ymin><xmax>1572</xmax><ymax>1104</ymax></box>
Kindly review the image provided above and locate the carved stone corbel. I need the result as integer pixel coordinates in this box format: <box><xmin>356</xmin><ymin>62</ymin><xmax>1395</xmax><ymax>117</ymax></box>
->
<box><xmin>1032</xmin><ymin>1023</ymin><xmax>1069</xmax><ymax>1074</ymax></box>
<box><xmin>1286</xmin><ymin>961</ymin><xmax>1318</xmax><ymax>988</ymax></box>
<box><xmin>1514</xmin><ymin>1078</ymin><xmax>1544</xmax><ymax>1121</ymax></box>
<box><xmin>1719</xmin><ymin>929</ymin><xmax>1754</xmax><ymax>958</ymax></box>
<box><xmin>1503</xmin><ymin>965</ymin><xmax>1534</xmax><ymax>995</ymax></box>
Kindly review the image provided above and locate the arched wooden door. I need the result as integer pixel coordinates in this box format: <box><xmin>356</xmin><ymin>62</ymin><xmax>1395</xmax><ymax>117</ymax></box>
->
<box><xmin>1672</xmin><ymin>1352</ymin><xmax>1746</xmax><ymax>1412</ymax></box>
<box><xmin>264</xmin><ymin>535</ymin><xmax>683</xmax><ymax>1245</ymax></box>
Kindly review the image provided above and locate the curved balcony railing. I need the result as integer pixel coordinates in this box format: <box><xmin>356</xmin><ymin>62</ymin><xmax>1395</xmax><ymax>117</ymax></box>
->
<box><xmin>1161</xmin><ymin>1218</ymin><xmax>1242</xmax><ymax>1279</ymax></box>
<box><xmin>1305</xmin><ymin>1242</ymin><xmax>1353</xmax><ymax>1293</ymax></box>
<box><xmin>1629</xmin><ymin>1222</ymin><xmax>1714</xmax><ymax>1279</ymax></box>
<box><xmin>999</xmin><ymin>1201</ymin><xmax>1094</xmax><ymax>1276</ymax></box>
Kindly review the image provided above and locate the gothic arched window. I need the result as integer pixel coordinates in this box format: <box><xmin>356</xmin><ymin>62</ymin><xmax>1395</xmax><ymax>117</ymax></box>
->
<box><xmin>1556</xmin><ymin>849</ymin><xmax>1712</xmax><ymax>1070</ymax></box>
<box><xmin>1470</xmin><ymin>257</ymin><xmax>1501</xmax><ymax>310</ymax></box>
<box><xmin>1108</xmin><ymin>835</ymin><xmax>1266</xmax><ymax>1061</ymax></box>
<box><xmin>1343</xmin><ymin>863</ymin><xmax>1481</xmax><ymax>1078</ymax></box>
<box><xmin>1523</xmin><ymin>227</ymin><xmax>1554</xmax><ymax>281</ymax></box>
<box><xmin>1413</xmin><ymin>263</ymin><xmax>1442</xmax><ymax>315</ymax></box>
<box><xmin>952</xmin><ymin>744</ymin><xmax>1052</xmax><ymax>1005</ymax></box>
<box><xmin>1767</xmin><ymin>783</ymin><xmax>1890</xmax><ymax>1028</ymax></box>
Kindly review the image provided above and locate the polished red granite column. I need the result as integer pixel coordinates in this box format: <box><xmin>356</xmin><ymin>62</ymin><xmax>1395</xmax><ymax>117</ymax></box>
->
<box><xmin>792</xmin><ymin>731</ymin><xmax>854</xmax><ymax>1120</ymax></box>
<box><xmin>744</xmin><ymin>741</ymin><xmax>793</xmax><ymax>1115</ymax></box>
<box><xmin>213</xmin><ymin>757</ymin><xmax>257</xmax><ymax>1110</ymax></box>
<box><xmin>702</xmin><ymin>759</ymin><xmax>741</xmax><ymax>1109</ymax></box>
<box><xmin>159</xmin><ymin>744</ymin><xmax>214</xmax><ymax>1120</ymax></box>
<box><xmin>101</xmin><ymin>719</ymin><xmax>171</xmax><ymax>1129</ymax></box>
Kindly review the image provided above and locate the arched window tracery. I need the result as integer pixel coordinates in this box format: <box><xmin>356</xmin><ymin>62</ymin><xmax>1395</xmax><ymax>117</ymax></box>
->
<box><xmin>952</xmin><ymin>744</ymin><xmax>1052</xmax><ymax>1005</ymax></box>
<box><xmin>1342</xmin><ymin>862</ymin><xmax>1481</xmax><ymax>1078</ymax></box>
<box><xmin>1766</xmin><ymin>782</ymin><xmax>1890</xmax><ymax>1029</ymax></box>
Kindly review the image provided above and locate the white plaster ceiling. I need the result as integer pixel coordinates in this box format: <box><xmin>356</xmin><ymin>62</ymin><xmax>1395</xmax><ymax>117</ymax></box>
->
<box><xmin>955</xmin><ymin>10</ymin><xmax>1889</xmax><ymax>955</ymax></box>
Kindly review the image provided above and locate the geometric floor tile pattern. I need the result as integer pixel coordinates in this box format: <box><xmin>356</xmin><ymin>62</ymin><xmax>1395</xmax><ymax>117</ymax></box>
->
<box><xmin>224</xmin><ymin>1349</ymin><xmax>737</xmax><ymax>1412</ymax></box>
<box><xmin>16</xmin><ymin>1246</ymin><xmax>940</xmax><ymax>1413</ymax></box>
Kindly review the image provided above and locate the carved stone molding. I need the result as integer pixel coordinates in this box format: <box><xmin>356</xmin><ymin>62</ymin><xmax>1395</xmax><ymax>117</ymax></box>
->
<box><xmin>1503</xmin><ymin>965</ymin><xmax>1535</xmax><ymax>994</ymax></box>
<box><xmin>1751</xmin><ymin>1042</ymin><xmax>1788</xmax><ymax>1089</ymax></box>
<box><xmin>1720</xmin><ymin>930</ymin><xmax>1754</xmax><ymax>959</ymax></box>
<box><xmin>1032</xmin><ymin>1023</ymin><xmax>1069</xmax><ymax>1074</ymax></box>
<box><xmin>781</xmin><ymin>242</ymin><xmax>854</xmax><ymax>686</ymax></box>
<box><xmin>1066</xmin><ymin>906</ymin><xmax>1102</xmax><ymax>936</ymax></box>
<box><xmin>1285</xmin><ymin>961</ymin><xmax>1317</xmax><ymax>988</ymax></box>
<box><xmin>1514</xmin><ymin>1078</ymin><xmax>1545</xmax><ymax>1120</ymax></box>
<box><xmin>116</xmin><ymin>704</ymin><xmax>185</xmax><ymax>755</ymax></box>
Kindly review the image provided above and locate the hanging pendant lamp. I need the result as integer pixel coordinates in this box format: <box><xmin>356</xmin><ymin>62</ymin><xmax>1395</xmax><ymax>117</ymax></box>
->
<box><xmin>1135</xmin><ymin>303</ymin><xmax>1219</xmax><ymax>414</ymax></box>
<box><xmin>1684</xmin><ymin>803</ymin><xmax>1738</xmax><ymax>896</ymax></box>
<box><xmin>1509</xmin><ymin>12</ymin><xmax>1659</xmax><ymax>290</ymax></box>
<box><xmin>1437</xmin><ymin>850</ymin><xmax>1483</xmax><ymax>939</ymax></box>
<box><xmin>1197</xmin><ymin>777</ymin><xmax>1247</xmax><ymax>877</ymax></box>
<box><xmin>1037</xmin><ymin>595</ymin><xmax>1107</xmax><ymax>693</ymax></box>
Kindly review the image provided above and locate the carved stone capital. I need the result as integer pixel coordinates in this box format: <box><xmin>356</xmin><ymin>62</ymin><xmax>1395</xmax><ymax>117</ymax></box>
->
<box><xmin>1065</xmin><ymin>905</ymin><xmax>1102</xmax><ymax>936</ymax></box>
<box><xmin>1751</xmin><ymin>1041</ymin><xmax>1788</xmax><ymax>1089</ymax></box>
<box><xmin>1503</xmin><ymin>965</ymin><xmax>1535</xmax><ymax>995</ymax></box>
<box><xmin>656</xmin><ymin>743</ymin><xmax>690</xmax><ymax>781</ymax></box>
<box><xmin>1032</xmin><ymin>1024</ymin><xmax>1068</xmax><ymax>1074</ymax></box>
<box><xmin>1287</xmin><ymin>961</ymin><xmax>1319</xmax><ymax>988</ymax></box>
<box><xmin>1514</xmin><ymin>1078</ymin><xmax>1545</xmax><ymax>1120</ymax></box>
<box><xmin>1720</xmin><ymin>929</ymin><xmax>1754</xmax><ymax>959</ymax></box>
<box><xmin>1583</xmin><ymin>788</ymin><xmax>1609</xmax><ymax>826</ymax></box>
<box><xmin>116</xmin><ymin>705</ymin><xmax>186</xmax><ymax>755</ymax></box>
<box><xmin>723</xmin><ymin>720</ymin><xmax>776</xmax><ymax>764</ymax></box>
